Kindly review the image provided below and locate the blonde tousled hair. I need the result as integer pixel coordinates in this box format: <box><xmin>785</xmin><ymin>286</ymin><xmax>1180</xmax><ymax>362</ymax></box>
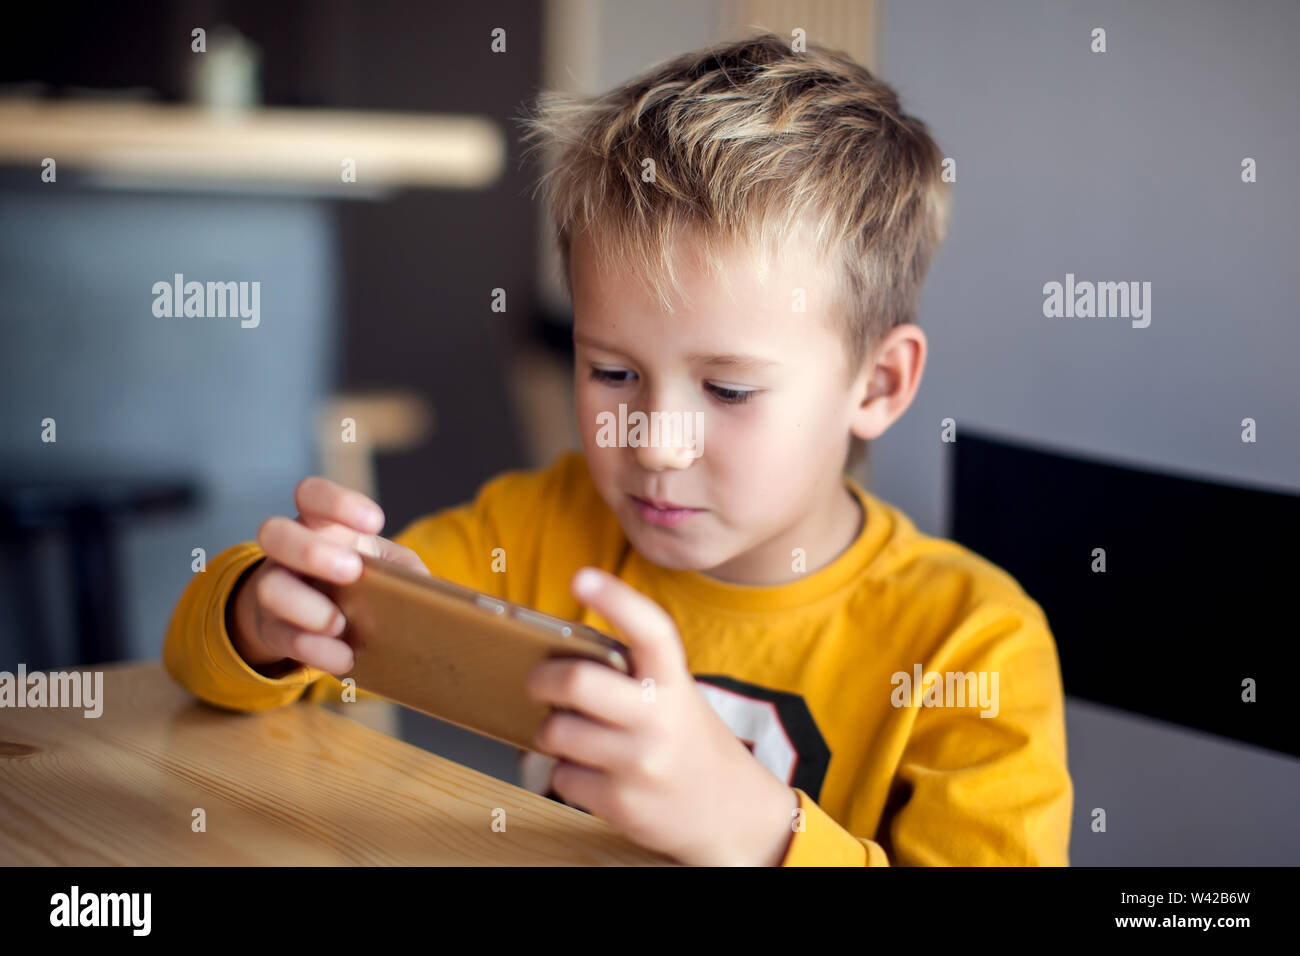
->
<box><xmin>519</xmin><ymin>32</ymin><xmax>952</xmax><ymax>468</ymax></box>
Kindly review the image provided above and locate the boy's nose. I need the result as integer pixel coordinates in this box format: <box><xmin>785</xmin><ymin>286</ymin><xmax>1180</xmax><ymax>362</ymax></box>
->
<box><xmin>633</xmin><ymin>436</ymin><xmax>699</xmax><ymax>471</ymax></box>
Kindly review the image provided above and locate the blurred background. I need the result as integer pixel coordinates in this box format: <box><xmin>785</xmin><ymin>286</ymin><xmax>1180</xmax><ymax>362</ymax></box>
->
<box><xmin>0</xmin><ymin>0</ymin><xmax>1296</xmax><ymax>865</ymax></box>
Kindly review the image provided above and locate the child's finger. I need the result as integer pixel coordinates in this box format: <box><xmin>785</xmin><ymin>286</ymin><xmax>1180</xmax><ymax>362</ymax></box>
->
<box><xmin>353</xmin><ymin>535</ymin><xmax>431</xmax><ymax>576</ymax></box>
<box><xmin>525</xmin><ymin>657</ymin><xmax>643</xmax><ymax>728</ymax></box>
<box><xmin>293</xmin><ymin>476</ymin><xmax>385</xmax><ymax>534</ymax></box>
<box><xmin>533</xmin><ymin>709</ymin><xmax>628</xmax><ymax>771</ymax></box>
<box><xmin>256</xmin><ymin>516</ymin><xmax>362</xmax><ymax>583</ymax></box>
<box><xmin>260</xmin><ymin>616</ymin><xmax>355</xmax><ymax>676</ymax></box>
<box><xmin>549</xmin><ymin>760</ymin><xmax>607</xmax><ymax>819</ymax></box>
<box><xmin>254</xmin><ymin>565</ymin><xmax>346</xmax><ymax>636</ymax></box>
<box><xmin>570</xmin><ymin>567</ymin><xmax>686</xmax><ymax>683</ymax></box>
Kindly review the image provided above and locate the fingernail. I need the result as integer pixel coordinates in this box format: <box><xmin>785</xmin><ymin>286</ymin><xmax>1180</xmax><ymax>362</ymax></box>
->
<box><xmin>573</xmin><ymin>568</ymin><xmax>601</xmax><ymax>596</ymax></box>
<box><xmin>362</xmin><ymin>505</ymin><xmax>384</xmax><ymax>530</ymax></box>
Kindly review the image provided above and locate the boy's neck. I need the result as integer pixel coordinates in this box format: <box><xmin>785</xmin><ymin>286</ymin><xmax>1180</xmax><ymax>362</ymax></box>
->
<box><xmin>700</xmin><ymin>480</ymin><xmax>865</xmax><ymax>587</ymax></box>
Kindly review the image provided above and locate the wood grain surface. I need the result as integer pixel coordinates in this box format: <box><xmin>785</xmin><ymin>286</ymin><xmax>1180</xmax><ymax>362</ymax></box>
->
<box><xmin>0</xmin><ymin>662</ymin><xmax>672</xmax><ymax>866</ymax></box>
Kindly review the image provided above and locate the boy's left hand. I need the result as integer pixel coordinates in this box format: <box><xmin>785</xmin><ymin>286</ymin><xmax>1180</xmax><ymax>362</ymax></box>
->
<box><xmin>524</xmin><ymin>566</ymin><xmax>800</xmax><ymax>866</ymax></box>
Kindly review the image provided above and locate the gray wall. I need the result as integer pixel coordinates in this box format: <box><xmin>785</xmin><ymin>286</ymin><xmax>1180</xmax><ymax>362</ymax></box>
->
<box><xmin>876</xmin><ymin>0</ymin><xmax>1300</xmax><ymax>865</ymax></box>
<box><xmin>875</xmin><ymin>0</ymin><xmax>1299</xmax><ymax>532</ymax></box>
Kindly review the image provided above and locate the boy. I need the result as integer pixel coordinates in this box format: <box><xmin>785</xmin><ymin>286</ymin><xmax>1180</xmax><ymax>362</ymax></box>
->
<box><xmin>164</xmin><ymin>33</ymin><xmax>1072</xmax><ymax>866</ymax></box>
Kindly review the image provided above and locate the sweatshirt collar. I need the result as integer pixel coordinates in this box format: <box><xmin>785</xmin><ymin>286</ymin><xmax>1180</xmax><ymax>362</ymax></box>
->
<box><xmin>630</xmin><ymin>475</ymin><xmax>896</xmax><ymax>614</ymax></box>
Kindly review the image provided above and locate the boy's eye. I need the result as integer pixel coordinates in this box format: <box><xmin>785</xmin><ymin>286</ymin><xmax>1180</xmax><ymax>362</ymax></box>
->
<box><xmin>589</xmin><ymin>366</ymin><xmax>635</xmax><ymax>385</ymax></box>
<box><xmin>707</xmin><ymin>383</ymin><xmax>757</xmax><ymax>405</ymax></box>
<box><xmin>588</xmin><ymin>366</ymin><xmax>755</xmax><ymax>405</ymax></box>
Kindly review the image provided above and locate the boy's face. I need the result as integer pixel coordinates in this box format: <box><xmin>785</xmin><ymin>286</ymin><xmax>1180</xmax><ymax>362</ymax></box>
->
<box><xmin>570</xmin><ymin>228</ymin><xmax>881</xmax><ymax>583</ymax></box>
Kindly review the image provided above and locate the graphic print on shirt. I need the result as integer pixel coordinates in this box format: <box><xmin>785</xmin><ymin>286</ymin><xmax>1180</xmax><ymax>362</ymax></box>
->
<box><xmin>693</xmin><ymin>674</ymin><xmax>830</xmax><ymax>802</ymax></box>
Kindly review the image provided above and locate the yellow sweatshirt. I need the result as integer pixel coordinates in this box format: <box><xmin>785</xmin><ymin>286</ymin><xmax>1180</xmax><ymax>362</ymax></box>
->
<box><xmin>163</xmin><ymin>450</ymin><xmax>1072</xmax><ymax>866</ymax></box>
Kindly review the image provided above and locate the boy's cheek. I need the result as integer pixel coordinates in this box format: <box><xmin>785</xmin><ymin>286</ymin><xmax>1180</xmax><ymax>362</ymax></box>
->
<box><xmin>715</xmin><ymin>418</ymin><xmax>826</xmax><ymax>501</ymax></box>
<box><xmin>712</xmin><ymin>412</ymin><xmax>789</xmax><ymax>464</ymax></box>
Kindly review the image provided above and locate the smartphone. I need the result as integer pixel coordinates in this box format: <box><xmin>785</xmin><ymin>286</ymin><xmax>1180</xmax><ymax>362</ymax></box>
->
<box><xmin>315</xmin><ymin>554</ymin><xmax>631</xmax><ymax>752</ymax></box>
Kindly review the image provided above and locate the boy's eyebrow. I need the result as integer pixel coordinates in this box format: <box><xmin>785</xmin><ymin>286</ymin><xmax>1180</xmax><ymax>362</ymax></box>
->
<box><xmin>683</xmin><ymin>352</ymin><xmax>781</xmax><ymax>371</ymax></box>
<box><xmin>574</xmin><ymin>332</ymin><xmax>780</xmax><ymax>371</ymax></box>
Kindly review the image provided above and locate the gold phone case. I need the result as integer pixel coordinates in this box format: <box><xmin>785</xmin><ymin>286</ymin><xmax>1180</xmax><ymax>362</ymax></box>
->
<box><xmin>317</xmin><ymin>554</ymin><xmax>630</xmax><ymax>752</ymax></box>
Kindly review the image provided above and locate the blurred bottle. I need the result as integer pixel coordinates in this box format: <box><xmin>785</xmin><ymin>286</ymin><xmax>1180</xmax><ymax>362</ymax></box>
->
<box><xmin>188</xmin><ymin>25</ymin><xmax>261</xmax><ymax>114</ymax></box>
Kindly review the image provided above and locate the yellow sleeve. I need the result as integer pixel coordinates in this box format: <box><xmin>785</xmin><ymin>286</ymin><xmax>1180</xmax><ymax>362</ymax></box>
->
<box><xmin>781</xmin><ymin>790</ymin><xmax>890</xmax><ymax>865</ymax></box>
<box><xmin>161</xmin><ymin>541</ymin><xmax>322</xmax><ymax>712</ymax></box>
<box><xmin>782</xmin><ymin>606</ymin><xmax>1073</xmax><ymax>866</ymax></box>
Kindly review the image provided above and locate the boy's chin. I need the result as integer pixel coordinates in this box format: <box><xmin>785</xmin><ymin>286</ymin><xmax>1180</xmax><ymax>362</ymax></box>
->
<box><xmin>621</xmin><ymin>524</ymin><xmax>724</xmax><ymax>572</ymax></box>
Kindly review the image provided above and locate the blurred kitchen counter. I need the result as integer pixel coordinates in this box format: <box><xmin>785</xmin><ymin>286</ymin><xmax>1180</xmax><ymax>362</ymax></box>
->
<box><xmin>0</xmin><ymin>98</ymin><xmax>505</xmax><ymax>192</ymax></box>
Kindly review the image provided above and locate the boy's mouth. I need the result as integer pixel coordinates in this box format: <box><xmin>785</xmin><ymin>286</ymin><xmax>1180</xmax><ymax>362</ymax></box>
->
<box><xmin>628</xmin><ymin>494</ymin><xmax>704</xmax><ymax>528</ymax></box>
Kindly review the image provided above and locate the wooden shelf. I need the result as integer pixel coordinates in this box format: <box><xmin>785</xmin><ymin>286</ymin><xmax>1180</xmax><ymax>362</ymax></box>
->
<box><xmin>0</xmin><ymin>99</ymin><xmax>506</xmax><ymax>191</ymax></box>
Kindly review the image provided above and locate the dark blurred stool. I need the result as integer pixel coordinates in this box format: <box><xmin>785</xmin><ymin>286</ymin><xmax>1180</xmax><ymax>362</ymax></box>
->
<box><xmin>0</xmin><ymin>464</ymin><xmax>197</xmax><ymax>666</ymax></box>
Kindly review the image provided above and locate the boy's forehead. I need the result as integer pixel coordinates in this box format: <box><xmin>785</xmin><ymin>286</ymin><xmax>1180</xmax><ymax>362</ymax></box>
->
<box><xmin>571</xmin><ymin>236</ymin><xmax>851</xmax><ymax>376</ymax></box>
<box><xmin>570</xmin><ymin>225</ymin><xmax>840</xmax><ymax>316</ymax></box>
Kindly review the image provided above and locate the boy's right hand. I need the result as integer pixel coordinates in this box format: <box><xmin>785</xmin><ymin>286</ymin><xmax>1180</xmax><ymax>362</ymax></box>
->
<box><xmin>229</xmin><ymin>476</ymin><xmax>430</xmax><ymax>677</ymax></box>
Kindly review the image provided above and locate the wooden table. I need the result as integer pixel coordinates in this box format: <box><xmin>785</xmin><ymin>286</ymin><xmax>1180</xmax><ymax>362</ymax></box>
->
<box><xmin>0</xmin><ymin>662</ymin><xmax>671</xmax><ymax>865</ymax></box>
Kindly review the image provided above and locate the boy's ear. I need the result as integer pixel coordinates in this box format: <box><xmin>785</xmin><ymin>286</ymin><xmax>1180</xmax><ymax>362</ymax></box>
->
<box><xmin>848</xmin><ymin>324</ymin><xmax>928</xmax><ymax>441</ymax></box>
